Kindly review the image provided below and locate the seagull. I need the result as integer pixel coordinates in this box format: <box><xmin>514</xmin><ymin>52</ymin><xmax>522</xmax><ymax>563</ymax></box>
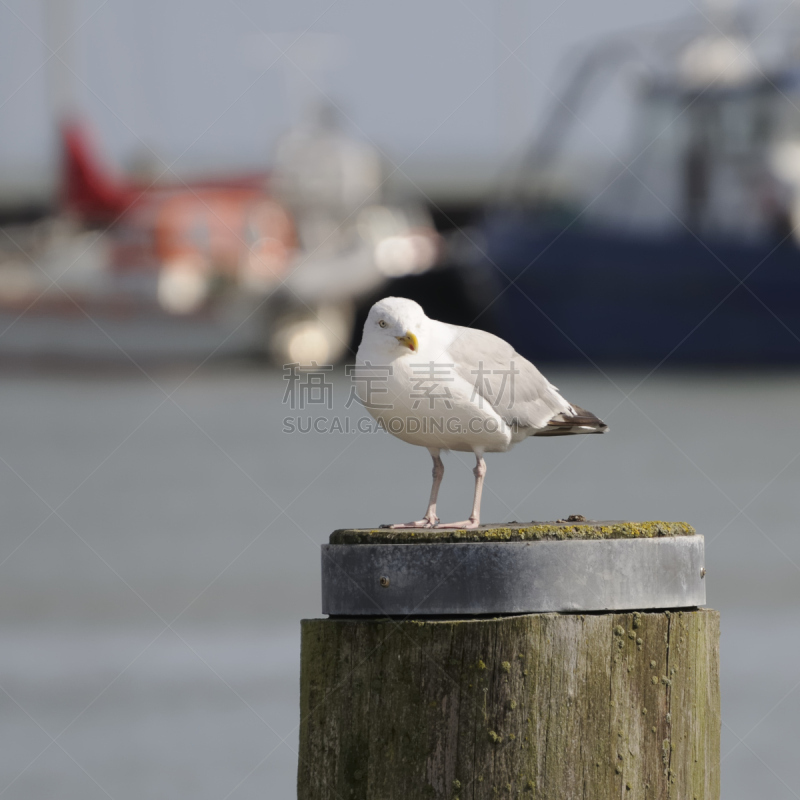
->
<box><xmin>355</xmin><ymin>297</ymin><xmax>608</xmax><ymax>529</ymax></box>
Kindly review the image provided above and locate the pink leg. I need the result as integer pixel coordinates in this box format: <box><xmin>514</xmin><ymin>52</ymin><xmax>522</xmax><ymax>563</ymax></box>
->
<box><xmin>388</xmin><ymin>449</ymin><xmax>444</xmax><ymax>529</ymax></box>
<box><xmin>436</xmin><ymin>454</ymin><xmax>486</xmax><ymax>530</ymax></box>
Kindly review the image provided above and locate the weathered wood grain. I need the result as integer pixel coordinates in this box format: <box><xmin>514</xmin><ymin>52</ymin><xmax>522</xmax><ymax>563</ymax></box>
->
<box><xmin>297</xmin><ymin>610</ymin><xmax>719</xmax><ymax>799</ymax></box>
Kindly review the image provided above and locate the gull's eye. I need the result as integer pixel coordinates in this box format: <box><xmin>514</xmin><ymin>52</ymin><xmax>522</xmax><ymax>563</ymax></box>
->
<box><xmin>378</xmin><ymin>320</ymin><xmax>387</xmax><ymax>328</ymax></box>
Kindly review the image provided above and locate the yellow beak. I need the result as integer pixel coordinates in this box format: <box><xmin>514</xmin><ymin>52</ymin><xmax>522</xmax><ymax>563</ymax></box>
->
<box><xmin>396</xmin><ymin>331</ymin><xmax>418</xmax><ymax>352</ymax></box>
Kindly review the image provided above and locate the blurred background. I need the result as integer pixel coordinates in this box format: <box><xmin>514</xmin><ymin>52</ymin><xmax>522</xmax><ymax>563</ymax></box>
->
<box><xmin>1</xmin><ymin>0</ymin><xmax>799</xmax><ymax>797</ymax></box>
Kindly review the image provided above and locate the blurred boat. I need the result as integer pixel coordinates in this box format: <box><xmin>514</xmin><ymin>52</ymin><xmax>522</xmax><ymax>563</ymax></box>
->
<box><xmin>0</xmin><ymin>115</ymin><xmax>461</xmax><ymax>364</ymax></box>
<box><xmin>464</xmin><ymin>5</ymin><xmax>800</xmax><ymax>365</ymax></box>
<box><xmin>0</xmin><ymin>120</ymin><xmax>293</xmax><ymax>362</ymax></box>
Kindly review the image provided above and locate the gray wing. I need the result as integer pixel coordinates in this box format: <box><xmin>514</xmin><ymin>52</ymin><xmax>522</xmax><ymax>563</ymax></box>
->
<box><xmin>445</xmin><ymin>325</ymin><xmax>574</xmax><ymax>431</ymax></box>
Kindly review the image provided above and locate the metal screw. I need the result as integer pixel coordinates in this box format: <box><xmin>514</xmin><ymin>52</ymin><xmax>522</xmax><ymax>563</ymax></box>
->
<box><xmin>700</xmin><ymin>567</ymin><xmax>706</xmax><ymax>578</ymax></box>
<box><xmin>379</xmin><ymin>576</ymin><xmax>390</xmax><ymax>588</ymax></box>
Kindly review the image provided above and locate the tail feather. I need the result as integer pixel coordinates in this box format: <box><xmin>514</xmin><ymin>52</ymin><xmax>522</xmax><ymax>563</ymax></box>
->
<box><xmin>534</xmin><ymin>404</ymin><xmax>609</xmax><ymax>437</ymax></box>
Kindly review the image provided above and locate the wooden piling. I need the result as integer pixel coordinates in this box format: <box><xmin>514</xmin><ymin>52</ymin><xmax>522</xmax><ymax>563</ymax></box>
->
<box><xmin>298</xmin><ymin>525</ymin><xmax>720</xmax><ymax>799</ymax></box>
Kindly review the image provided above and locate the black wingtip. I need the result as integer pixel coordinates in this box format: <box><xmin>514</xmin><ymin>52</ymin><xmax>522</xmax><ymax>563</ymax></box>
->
<box><xmin>535</xmin><ymin>404</ymin><xmax>609</xmax><ymax>436</ymax></box>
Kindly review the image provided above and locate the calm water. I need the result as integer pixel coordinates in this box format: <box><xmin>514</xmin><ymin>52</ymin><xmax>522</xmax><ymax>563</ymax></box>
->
<box><xmin>0</xmin><ymin>364</ymin><xmax>798</xmax><ymax>799</ymax></box>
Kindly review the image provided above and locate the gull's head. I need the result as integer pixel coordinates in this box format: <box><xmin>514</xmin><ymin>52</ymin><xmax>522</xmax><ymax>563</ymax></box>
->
<box><xmin>361</xmin><ymin>297</ymin><xmax>428</xmax><ymax>356</ymax></box>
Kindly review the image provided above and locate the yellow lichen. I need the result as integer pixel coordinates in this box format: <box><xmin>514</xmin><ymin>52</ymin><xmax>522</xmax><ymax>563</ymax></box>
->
<box><xmin>329</xmin><ymin>521</ymin><xmax>696</xmax><ymax>545</ymax></box>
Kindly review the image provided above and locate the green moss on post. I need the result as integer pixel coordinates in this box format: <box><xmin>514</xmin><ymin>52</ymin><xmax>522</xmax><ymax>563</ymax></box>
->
<box><xmin>297</xmin><ymin>610</ymin><xmax>720</xmax><ymax>799</ymax></box>
<box><xmin>329</xmin><ymin>520</ymin><xmax>696</xmax><ymax>545</ymax></box>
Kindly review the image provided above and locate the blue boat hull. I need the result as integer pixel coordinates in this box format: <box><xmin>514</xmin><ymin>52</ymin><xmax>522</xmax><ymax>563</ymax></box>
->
<box><xmin>481</xmin><ymin>216</ymin><xmax>800</xmax><ymax>365</ymax></box>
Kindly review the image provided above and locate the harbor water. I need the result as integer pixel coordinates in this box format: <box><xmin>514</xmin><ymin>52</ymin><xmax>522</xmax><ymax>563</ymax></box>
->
<box><xmin>0</xmin><ymin>364</ymin><xmax>798</xmax><ymax>799</ymax></box>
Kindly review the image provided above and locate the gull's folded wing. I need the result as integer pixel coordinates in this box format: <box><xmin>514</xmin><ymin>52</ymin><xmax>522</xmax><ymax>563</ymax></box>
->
<box><xmin>445</xmin><ymin>325</ymin><xmax>573</xmax><ymax>431</ymax></box>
